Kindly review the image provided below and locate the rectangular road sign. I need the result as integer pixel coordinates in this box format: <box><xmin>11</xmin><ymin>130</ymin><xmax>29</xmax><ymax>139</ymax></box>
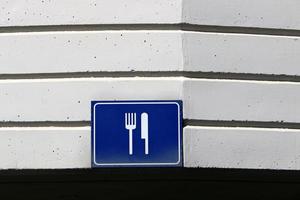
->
<box><xmin>91</xmin><ymin>100</ymin><xmax>182</xmax><ymax>167</ymax></box>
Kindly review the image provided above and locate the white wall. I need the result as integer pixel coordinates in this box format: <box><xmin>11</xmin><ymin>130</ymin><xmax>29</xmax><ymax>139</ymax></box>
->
<box><xmin>183</xmin><ymin>0</ymin><xmax>300</xmax><ymax>30</ymax></box>
<box><xmin>0</xmin><ymin>0</ymin><xmax>182</xmax><ymax>26</ymax></box>
<box><xmin>0</xmin><ymin>0</ymin><xmax>300</xmax><ymax>170</ymax></box>
<box><xmin>0</xmin><ymin>31</ymin><xmax>183</xmax><ymax>73</ymax></box>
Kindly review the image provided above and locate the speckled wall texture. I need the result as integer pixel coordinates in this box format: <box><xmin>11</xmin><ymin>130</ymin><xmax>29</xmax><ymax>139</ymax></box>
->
<box><xmin>0</xmin><ymin>0</ymin><xmax>300</xmax><ymax>170</ymax></box>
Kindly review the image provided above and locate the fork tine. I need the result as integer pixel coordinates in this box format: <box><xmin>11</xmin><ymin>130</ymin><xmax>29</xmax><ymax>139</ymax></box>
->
<box><xmin>133</xmin><ymin>113</ymin><xmax>135</xmax><ymax>125</ymax></box>
<box><xmin>127</xmin><ymin>113</ymin><xmax>129</xmax><ymax>125</ymax></box>
<box><xmin>134</xmin><ymin>113</ymin><xmax>136</xmax><ymax>125</ymax></box>
<box><xmin>128</xmin><ymin>113</ymin><xmax>130</xmax><ymax>125</ymax></box>
<box><xmin>127</xmin><ymin>113</ymin><xmax>130</xmax><ymax>125</ymax></box>
<box><xmin>125</xmin><ymin>112</ymin><xmax>137</xmax><ymax>126</ymax></box>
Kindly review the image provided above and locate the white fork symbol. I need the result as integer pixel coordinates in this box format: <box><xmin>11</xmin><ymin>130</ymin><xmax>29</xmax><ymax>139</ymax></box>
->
<box><xmin>125</xmin><ymin>113</ymin><xmax>136</xmax><ymax>155</ymax></box>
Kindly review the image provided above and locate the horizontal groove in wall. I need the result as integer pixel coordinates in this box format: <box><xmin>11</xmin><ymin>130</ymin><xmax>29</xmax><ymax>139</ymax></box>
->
<box><xmin>2</xmin><ymin>120</ymin><xmax>300</xmax><ymax>130</ymax></box>
<box><xmin>183</xmin><ymin>72</ymin><xmax>300</xmax><ymax>83</ymax></box>
<box><xmin>0</xmin><ymin>24</ymin><xmax>181</xmax><ymax>33</ymax></box>
<box><xmin>185</xmin><ymin>119</ymin><xmax>300</xmax><ymax>130</ymax></box>
<box><xmin>1</xmin><ymin>23</ymin><xmax>300</xmax><ymax>37</ymax></box>
<box><xmin>0</xmin><ymin>71</ymin><xmax>183</xmax><ymax>80</ymax></box>
<box><xmin>1</xmin><ymin>71</ymin><xmax>300</xmax><ymax>83</ymax></box>
<box><xmin>181</xmin><ymin>24</ymin><xmax>300</xmax><ymax>37</ymax></box>
<box><xmin>0</xmin><ymin>121</ymin><xmax>90</xmax><ymax>127</ymax></box>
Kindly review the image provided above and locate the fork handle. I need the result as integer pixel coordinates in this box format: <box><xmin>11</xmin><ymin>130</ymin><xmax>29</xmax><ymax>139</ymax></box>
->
<box><xmin>129</xmin><ymin>130</ymin><xmax>133</xmax><ymax>155</ymax></box>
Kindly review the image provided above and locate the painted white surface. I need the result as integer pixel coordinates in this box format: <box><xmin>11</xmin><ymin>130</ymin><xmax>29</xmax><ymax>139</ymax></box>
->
<box><xmin>0</xmin><ymin>77</ymin><xmax>300</xmax><ymax>122</ymax></box>
<box><xmin>184</xmin><ymin>79</ymin><xmax>300</xmax><ymax>122</ymax></box>
<box><xmin>3</xmin><ymin>126</ymin><xmax>300</xmax><ymax>169</ymax></box>
<box><xmin>0</xmin><ymin>31</ymin><xmax>183</xmax><ymax>74</ymax></box>
<box><xmin>183</xmin><ymin>32</ymin><xmax>300</xmax><ymax>75</ymax></box>
<box><xmin>0</xmin><ymin>0</ymin><xmax>181</xmax><ymax>26</ymax></box>
<box><xmin>183</xmin><ymin>0</ymin><xmax>300</xmax><ymax>30</ymax></box>
<box><xmin>2</xmin><ymin>78</ymin><xmax>300</xmax><ymax>123</ymax></box>
<box><xmin>0</xmin><ymin>78</ymin><xmax>182</xmax><ymax>121</ymax></box>
<box><xmin>1</xmin><ymin>0</ymin><xmax>300</xmax><ymax>171</ymax></box>
<box><xmin>3</xmin><ymin>31</ymin><xmax>300</xmax><ymax>75</ymax></box>
<box><xmin>0</xmin><ymin>127</ymin><xmax>90</xmax><ymax>169</ymax></box>
<box><xmin>2</xmin><ymin>0</ymin><xmax>300</xmax><ymax>31</ymax></box>
<box><xmin>184</xmin><ymin>126</ymin><xmax>300</xmax><ymax>170</ymax></box>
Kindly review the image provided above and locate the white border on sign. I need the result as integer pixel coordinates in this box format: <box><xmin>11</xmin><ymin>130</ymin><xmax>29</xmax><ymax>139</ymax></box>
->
<box><xmin>93</xmin><ymin>102</ymin><xmax>181</xmax><ymax>166</ymax></box>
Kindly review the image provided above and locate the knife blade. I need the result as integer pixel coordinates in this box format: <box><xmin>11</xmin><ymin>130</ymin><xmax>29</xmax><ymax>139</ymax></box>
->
<box><xmin>141</xmin><ymin>112</ymin><xmax>149</xmax><ymax>155</ymax></box>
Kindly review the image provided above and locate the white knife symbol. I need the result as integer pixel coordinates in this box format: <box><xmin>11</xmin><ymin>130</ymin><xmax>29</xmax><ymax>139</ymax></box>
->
<box><xmin>141</xmin><ymin>112</ymin><xmax>149</xmax><ymax>155</ymax></box>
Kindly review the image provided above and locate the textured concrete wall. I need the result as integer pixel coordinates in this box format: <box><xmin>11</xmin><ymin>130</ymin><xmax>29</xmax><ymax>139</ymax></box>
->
<box><xmin>0</xmin><ymin>0</ymin><xmax>299</xmax><ymax>169</ymax></box>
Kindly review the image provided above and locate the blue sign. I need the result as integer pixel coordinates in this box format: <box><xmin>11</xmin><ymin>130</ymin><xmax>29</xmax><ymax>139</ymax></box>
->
<box><xmin>91</xmin><ymin>100</ymin><xmax>182</xmax><ymax>167</ymax></box>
